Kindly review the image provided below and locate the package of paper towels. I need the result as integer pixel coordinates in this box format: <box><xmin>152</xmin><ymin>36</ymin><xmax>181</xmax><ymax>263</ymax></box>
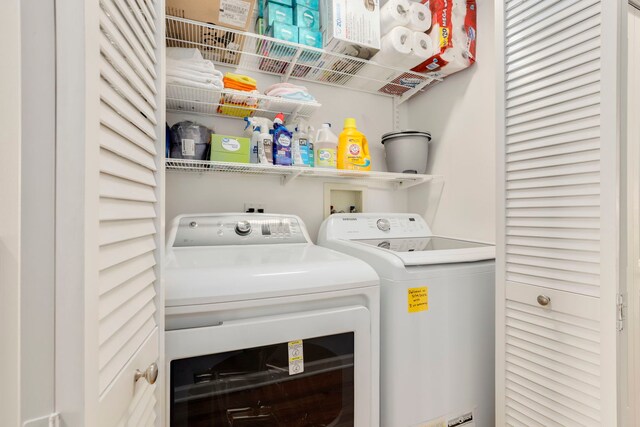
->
<box><xmin>411</xmin><ymin>0</ymin><xmax>477</xmax><ymax>77</ymax></box>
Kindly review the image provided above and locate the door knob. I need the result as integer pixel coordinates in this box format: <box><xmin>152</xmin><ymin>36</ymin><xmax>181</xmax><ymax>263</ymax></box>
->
<box><xmin>537</xmin><ymin>295</ymin><xmax>551</xmax><ymax>307</ymax></box>
<box><xmin>134</xmin><ymin>362</ymin><xmax>158</xmax><ymax>385</ymax></box>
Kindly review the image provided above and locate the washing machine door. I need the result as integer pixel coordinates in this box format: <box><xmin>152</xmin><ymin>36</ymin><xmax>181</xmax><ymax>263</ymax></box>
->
<box><xmin>166</xmin><ymin>306</ymin><xmax>373</xmax><ymax>427</ymax></box>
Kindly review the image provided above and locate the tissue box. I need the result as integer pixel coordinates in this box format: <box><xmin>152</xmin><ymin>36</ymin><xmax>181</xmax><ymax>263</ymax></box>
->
<box><xmin>265</xmin><ymin>0</ymin><xmax>293</xmax><ymax>6</ymax></box>
<box><xmin>268</xmin><ymin>22</ymin><xmax>299</xmax><ymax>43</ymax></box>
<box><xmin>294</xmin><ymin>0</ymin><xmax>319</xmax><ymax>11</ymax></box>
<box><xmin>322</xmin><ymin>0</ymin><xmax>381</xmax><ymax>60</ymax></box>
<box><xmin>166</xmin><ymin>0</ymin><xmax>256</xmax><ymax>31</ymax></box>
<box><xmin>298</xmin><ymin>27</ymin><xmax>322</xmax><ymax>48</ymax></box>
<box><xmin>294</xmin><ymin>5</ymin><xmax>320</xmax><ymax>30</ymax></box>
<box><xmin>264</xmin><ymin>2</ymin><xmax>293</xmax><ymax>25</ymax></box>
<box><xmin>211</xmin><ymin>135</ymin><xmax>251</xmax><ymax>163</ymax></box>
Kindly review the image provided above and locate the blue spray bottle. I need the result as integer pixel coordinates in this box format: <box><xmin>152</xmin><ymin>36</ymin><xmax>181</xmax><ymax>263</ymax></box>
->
<box><xmin>272</xmin><ymin>113</ymin><xmax>293</xmax><ymax>166</ymax></box>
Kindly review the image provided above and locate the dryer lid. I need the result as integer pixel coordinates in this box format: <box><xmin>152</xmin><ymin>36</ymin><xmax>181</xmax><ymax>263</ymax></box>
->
<box><xmin>165</xmin><ymin>244</ymin><xmax>379</xmax><ymax>307</ymax></box>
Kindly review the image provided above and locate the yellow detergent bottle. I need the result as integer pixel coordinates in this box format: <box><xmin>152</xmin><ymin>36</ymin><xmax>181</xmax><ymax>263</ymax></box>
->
<box><xmin>337</xmin><ymin>118</ymin><xmax>371</xmax><ymax>171</ymax></box>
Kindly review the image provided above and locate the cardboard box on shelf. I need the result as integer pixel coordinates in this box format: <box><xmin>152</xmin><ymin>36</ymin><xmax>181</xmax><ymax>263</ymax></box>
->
<box><xmin>321</xmin><ymin>0</ymin><xmax>381</xmax><ymax>60</ymax></box>
<box><xmin>211</xmin><ymin>135</ymin><xmax>251</xmax><ymax>163</ymax></box>
<box><xmin>166</xmin><ymin>0</ymin><xmax>256</xmax><ymax>31</ymax></box>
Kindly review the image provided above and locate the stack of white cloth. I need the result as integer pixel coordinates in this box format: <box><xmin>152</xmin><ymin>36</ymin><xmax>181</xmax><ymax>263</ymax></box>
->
<box><xmin>166</xmin><ymin>47</ymin><xmax>223</xmax><ymax>90</ymax></box>
<box><xmin>264</xmin><ymin>83</ymin><xmax>316</xmax><ymax>102</ymax></box>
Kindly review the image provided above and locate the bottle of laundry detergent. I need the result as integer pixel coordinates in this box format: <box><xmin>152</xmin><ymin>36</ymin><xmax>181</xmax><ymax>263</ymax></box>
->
<box><xmin>315</xmin><ymin>123</ymin><xmax>338</xmax><ymax>169</ymax></box>
<box><xmin>337</xmin><ymin>118</ymin><xmax>371</xmax><ymax>171</ymax></box>
<box><xmin>272</xmin><ymin>113</ymin><xmax>293</xmax><ymax>166</ymax></box>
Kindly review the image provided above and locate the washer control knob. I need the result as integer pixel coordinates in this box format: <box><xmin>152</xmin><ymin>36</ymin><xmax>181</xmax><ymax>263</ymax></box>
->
<box><xmin>235</xmin><ymin>220</ymin><xmax>252</xmax><ymax>236</ymax></box>
<box><xmin>377</xmin><ymin>218</ymin><xmax>391</xmax><ymax>232</ymax></box>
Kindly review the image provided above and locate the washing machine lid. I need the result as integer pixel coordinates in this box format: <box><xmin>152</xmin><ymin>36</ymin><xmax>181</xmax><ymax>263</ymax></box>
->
<box><xmin>350</xmin><ymin>236</ymin><xmax>495</xmax><ymax>265</ymax></box>
<box><xmin>317</xmin><ymin>213</ymin><xmax>495</xmax><ymax>267</ymax></box>
<box><xmin>165</xmin><ymin>243</ymin><xmax>379</xmax><ymax>307</ymax></box>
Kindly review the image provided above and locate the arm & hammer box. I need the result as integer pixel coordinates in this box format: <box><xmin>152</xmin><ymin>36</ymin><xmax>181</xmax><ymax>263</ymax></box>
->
<box><xmin>321</xmin><ymin>0</ymin><xmax>381</xmax><ymax>60</ymax></box>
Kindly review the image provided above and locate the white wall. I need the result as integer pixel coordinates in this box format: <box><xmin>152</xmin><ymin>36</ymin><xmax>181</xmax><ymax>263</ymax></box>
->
<box><xmin>166</xmin><ymin>72</ymin><xmax>410</xmax><ymax>241</ymax></box>
<box><xmin>406</xmin><ymin>0</ymin><xmax>496</xmax><ymax>242</ymax></box>
<box><xmin>0</xmin><ymin>0</ymin><xmax>21</xmax><ymax>426</ymax></box>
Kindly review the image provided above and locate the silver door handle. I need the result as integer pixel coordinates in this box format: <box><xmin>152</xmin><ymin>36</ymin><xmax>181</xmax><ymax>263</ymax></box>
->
<box><xmin>134</xmin><ymin>362</ymin><xmax>158</xmax><ymax>385</ymax></box>
<box><xmin>537</xmin><ymin>295</ymin><xmax>551</xmax><ymax>307</ymax></box>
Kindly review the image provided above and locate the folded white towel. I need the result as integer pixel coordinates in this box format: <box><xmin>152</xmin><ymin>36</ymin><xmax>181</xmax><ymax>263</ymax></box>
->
<box><xmin>167</xmin><ymin>58</ymin><xmax>216</xmax><ymax>73</ymax></box>
<box><xmin>166</xmin><ymin>47</ymin><xmax>204</xmax><ymax>61</ymax></box>
<box><xmin>166</xmin><ymin>75</ymin><xmax>222</xmax><ymax>90</ymax></box>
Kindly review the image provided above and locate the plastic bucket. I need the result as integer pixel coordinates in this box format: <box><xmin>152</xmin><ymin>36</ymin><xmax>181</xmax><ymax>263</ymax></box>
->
<box><xmin>381</xmin><ymin>130</ymin><xmax>431</xmax><ymax>174</ymax></box>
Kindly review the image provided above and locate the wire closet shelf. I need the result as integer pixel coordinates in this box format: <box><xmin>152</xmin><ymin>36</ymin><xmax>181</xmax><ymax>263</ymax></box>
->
<box><xmin>165</xmin><ymin>159</ymin><xmax>437</xmax><ymax>189</ymax></box>
<box><xmin>165</xmin><ymin>16</ymin><xmax>440</xmax><ymax>104</ymax></box>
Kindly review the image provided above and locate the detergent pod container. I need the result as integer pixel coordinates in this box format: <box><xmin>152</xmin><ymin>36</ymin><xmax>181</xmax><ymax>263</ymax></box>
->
<box><xmin>272</xmin><ymin>113</ymin><xmax>293</xmax><ymax>166</ymax></box>
<box><xmin>337</xmin><ymin>118</ymin><xmax>371</xmax><ymax>171</ymax></box>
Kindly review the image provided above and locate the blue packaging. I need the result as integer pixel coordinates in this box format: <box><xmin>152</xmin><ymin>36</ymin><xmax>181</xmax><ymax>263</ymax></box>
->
<box><xmin>294</xmin><ymin>5</ymin><xmax>319</xmax><ymax>30</ymax></box>
<box><xmin>268</xmin><ymin>21</ymin><xmax>298</xmax><ymax>43</ymax></box>
<box><xmin>298</xmin><ymin>27</ymin><xmax>322</xmax><ymax>48</ymax></box>
<box><xmin>267</xmin><ymin>0</ymin><xmax>293</xmax><ymax>6</ymax></box>
<box><xmin>264</xmin><ymin>2</ymin><xmax>293</xmax><ymax>25</ymax></box>
<box><xmin>293</xmin><ymin>0</ymin><xmax>319</xmax><ymax>11</ymax></box>
<box><xmin>272</xmin><ymin>115</ymin><xmax>293</xmax><ymax>166</ymax></box>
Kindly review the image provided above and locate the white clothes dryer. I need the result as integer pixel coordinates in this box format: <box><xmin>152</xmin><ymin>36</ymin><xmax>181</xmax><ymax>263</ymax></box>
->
<box><xmin>164</xmin><ymin>213</ymin><xmax>380</xmax><ymax>427</ymax></box>
<box><xmin>318</xmin><ymin>213</ymin><xmax>495</xmax><ymax>427</ymax></box>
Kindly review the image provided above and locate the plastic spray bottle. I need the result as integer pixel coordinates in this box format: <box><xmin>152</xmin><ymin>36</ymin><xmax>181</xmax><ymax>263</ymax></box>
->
<box><xmin>244</xmin><ymin>117</ymin><xmax>273</xmax><ymax>164</ymax></box>
<box><xmin>272</xmin><ymin>113</ymin><xmax>293</xmax><ymax>166</ymax></box>
<box><xmin>315</xmin><ymin>123</ymin><xmax>338</xmax><ymax>169</ymax></box>
<box><xmin>337</xmin><ymin>118</ymin><xmax>371</xmax><ymax>171</ymax></box>
<box><xmin>293</xmin><ymin>120</ymin><xmax>312</xmax><ymax>167</ymax></box>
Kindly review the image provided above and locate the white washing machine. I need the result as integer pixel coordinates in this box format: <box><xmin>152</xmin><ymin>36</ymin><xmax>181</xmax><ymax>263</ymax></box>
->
<box><xmin>318</xmin><ymin>213</ymin><xmax>495</xmax><ymax>427</ymax></box>
<box><xmin>164</xmin><ymin>213</ymin><xmax>380</xmax><ymax>427</ymax></box>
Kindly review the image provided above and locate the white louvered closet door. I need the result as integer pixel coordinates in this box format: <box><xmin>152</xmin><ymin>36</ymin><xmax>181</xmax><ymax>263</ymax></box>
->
<box><xmin>55</xmin><ymin>0</ymin><xmax>164</xmax><ymax>424</ymax></box>
<box><xmin>496</xmin><ymin>0</ymin><xmax>624</xmax><ymax>426</ymax></box>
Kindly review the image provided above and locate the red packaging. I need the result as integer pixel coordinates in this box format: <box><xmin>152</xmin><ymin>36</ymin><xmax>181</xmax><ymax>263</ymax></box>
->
<box><xmin>411</xmin><ymin>0</ymin><xmax>477</xmax><ymax>76</ymax></box>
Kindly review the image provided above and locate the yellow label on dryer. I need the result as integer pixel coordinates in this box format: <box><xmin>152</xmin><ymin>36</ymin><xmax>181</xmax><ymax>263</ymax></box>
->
<box><xmin>408</xmin><ymin>287</ymin><xmax>428</xmax><ymax>313</ymax></box>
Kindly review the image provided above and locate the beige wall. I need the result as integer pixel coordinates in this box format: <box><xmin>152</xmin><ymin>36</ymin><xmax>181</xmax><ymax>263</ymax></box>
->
<box><xmin>407</xmin><ymin>0</ymin><xmax>496</xmax><ymax>242</ymax></box>
<box><xmin>0</xmin><ymin>0</ymin><xmax>21</xmax><ymax>425</ymax></box>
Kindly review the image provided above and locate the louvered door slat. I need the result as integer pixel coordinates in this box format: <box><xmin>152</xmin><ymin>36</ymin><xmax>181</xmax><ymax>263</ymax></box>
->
<box><xmin>506</xmin><ymin>0</ymin><xmax>582</xmax><ymax>37</ymax></box>
<box><xmin>506</xmin><ymin>71</ymin><xmax>600</xmax><ymax>108</ymax></box>
<box><xmin>100</xmin><ymin>126</ymin><xmax>157</xmax><ymax>170</ymax></box>
<box><xmin>100</xmin><ymin>149</ymin><xmax>157</xmax><ymax>186</ymax></box>
<box><xmin>100</xmin><ymin>57</ymin><xmax>157</xmax><ymax>125</ymax></box>
<box><xmin>507</xmin><ymin>82</ymin><xmax>600</xmax><ymax>118</ymax></box>
<box><xmin>123</xmin><ymin>0</ymin><xmax>156</xmax><ymax>46</ymax></box>
<box><xmin>99</xmin><ymin>252</ymin><xmax>156</xmax><ymax>295</ymax></box>
<box><xmin>100</xmin><ymin>218</ymin><xmax>156</xmax><ymax>246</ymax></box>
<box><xmin>100</xmin><ymin>33</ymin><xmax>157</xmax><ymax>107</ymax></box>
<box><xmin>99</xmin><ymin>9</ymin><xmax>156</xmax><ymax>91</ymax></box>
<box><xmin>100</xmin><ymin>80</ymin><xmax>156</xmax><ymax>138</ymax></box>
<box><xmin>99</xmin><ymin>306</ymin><xmax>156</xmax><ymax>391</ymax></box>
<box><xmin>136</xmin><ymin>0</ymin><xmax>156</xmax><ymax>31</ymax></box>
<box><xmin>99</xmin><ymin>269</ymin><xmax>156</xmax><ymax>319</ymax></box>
<box><xmin>101</xmin><ymin>0</ymin><xmax>156</xmax><ymax>73</ymax></box>
<box><xmin>100</xmin><ymin>198</ymin><xmax>157</xmax><ymax>221</ymax></box>
<box><xmin>506</xmin><ymin>2</ymin><xmax>599</xmax><ymax>52</ymax></box>
<box><xmin>100</xmin><ymin>103</ymin><xmax>156</xmax><ymax>154</ymax></box>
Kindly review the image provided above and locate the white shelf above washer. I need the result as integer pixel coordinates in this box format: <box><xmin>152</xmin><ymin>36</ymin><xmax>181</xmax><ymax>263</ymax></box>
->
<box><xmin>165</xmin><ymin>159</ymin><xmax>439</xmax><ymax>189</ymax></box>
<box><xmin>166</xmin><ymin>84</ymin><xmax>322</xmax><ymax>121</ymax></box>
<box><xmin>165</xmin><ymin>16</ymin><xmax>441</xmax><ymax>104</ymax></box>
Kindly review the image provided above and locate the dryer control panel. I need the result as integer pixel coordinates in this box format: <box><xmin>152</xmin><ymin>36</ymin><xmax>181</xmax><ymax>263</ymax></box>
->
<box><xmin>168</xmin><ymin>214</ymin><xmax>310</xmax><ymax>247</ymax></box>
<box><xmin>320</xmin><ymin>213</ymin><xmax>432</xmax><ymax>241</ymax></box>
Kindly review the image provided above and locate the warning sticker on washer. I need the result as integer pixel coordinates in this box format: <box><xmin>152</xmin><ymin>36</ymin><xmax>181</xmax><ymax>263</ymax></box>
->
<box><xmin>219</xmin><ymin>0</ymin><xmax>251</xmax><ymax>28</ymax></box>
<box><xmin>288</xmin><ymin>340</ymin><xmax>304</xmax><ymax>375</ymax></box>
<box><xmin>408</xmin><ymin>287</ymin><xmax>428</xmax><ymax>313</ymax></box>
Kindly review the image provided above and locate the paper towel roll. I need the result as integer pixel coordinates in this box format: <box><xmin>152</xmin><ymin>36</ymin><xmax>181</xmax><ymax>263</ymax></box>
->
<box><xmin>373</xmin><ymin>26</ymin><xmax>414</xmax><ymax>65</ymax></box>
<box><xmin>440</xmin><ymin>47</ymin><xmax>471</xmax><ymax>75</ymax></box>
<box><xmin>410</xmin><ymin>31</ymin><xmax>434</xmax><ymax>66</ymax></box>
<box><xmin>407</xmin><ymin>2</ymin><xmax>431</xmax><ymax>32</ymax></box>
<box><xmin>380</xmin><ymin>0</ymin><xmax>411</xmax><ymax>36</ymax></box>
